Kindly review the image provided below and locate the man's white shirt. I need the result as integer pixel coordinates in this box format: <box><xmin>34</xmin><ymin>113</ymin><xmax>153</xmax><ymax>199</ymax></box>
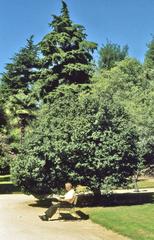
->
<box><xmin>64</xmin><ymin>189</ymin><xmax>75</xmax><ymax>201</ymax></box>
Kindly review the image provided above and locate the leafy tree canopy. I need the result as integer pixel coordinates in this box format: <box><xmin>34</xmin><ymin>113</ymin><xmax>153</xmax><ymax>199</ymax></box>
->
<box><xmin>12</xmin><ymin>85</ymin><xmax>139</xmax><ymax>195</ymax></box>
<box><xmin>144</xmin><ymin>36</ymin><xmax>154</xmax><ymax>69</ymax></box>
<box><xmin>93</xmin><ymin>57</ymin><xmax>154</xmax><ymax>168</ymax></box>
<box><xmin>98</xmin><ymin>40</ymin><xmax>128</xmax><ymax>70</ymax></box>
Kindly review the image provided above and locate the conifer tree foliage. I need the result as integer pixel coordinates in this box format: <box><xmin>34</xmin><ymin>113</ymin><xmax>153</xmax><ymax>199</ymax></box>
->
<box><xmin>2</xmin><ymin>36</ymin><xmax>39</xmax><ymax>95</ymax></box>
<box><xmin>98</xmin><ymin>41</ymin><xmax>128</xmax><ymax>70</ymax></box>
<box><xmin>1</xmin><ymin>36</ymin><xmax>40</xmax><ymax>144</ymax></box>
<box><xmin>38</xmin><ymin>1</ymin><xmax>97</xmax><ymax>98</ymax></box>
<box><xmin>0</xmin><ymin>105</ymin><xmax>7</xmax><ymax>127</ymax></box>
<box><xmin>144</xmin><ymin>36</ymin><xmax>154</xmax><ymax>69</ymax></box>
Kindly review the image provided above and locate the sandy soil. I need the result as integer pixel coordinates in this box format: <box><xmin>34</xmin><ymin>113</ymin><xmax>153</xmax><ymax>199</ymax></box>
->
<box><xmin>0</xmin><ymin>194</ymin><xmax>131</xmax><ymax>240</ymax></box>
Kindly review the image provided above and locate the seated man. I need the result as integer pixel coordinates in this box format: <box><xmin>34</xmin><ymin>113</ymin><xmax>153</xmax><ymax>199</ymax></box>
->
<box><xmin>39</xmin><ymin>182</ymin><xmax>75</xmax><ymax>221</ymax></box>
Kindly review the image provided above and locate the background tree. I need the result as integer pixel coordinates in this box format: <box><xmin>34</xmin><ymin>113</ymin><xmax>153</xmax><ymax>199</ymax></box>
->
<box><xmin>142</xmin><ymin>38</ymin><xmax>154</xmax><ymax>172</ymax></box>
<box><xmin>144</xmin><ymin>36</ymin><xmax>154</xmax><ymax>69</ymax></box>
<box><xmin>1</xmin><ymin>36</ymin><xmax>40</xmax><ymax>146</ymax></box>
<box><xmin>98</xmin><ymin>41</ymin><xmax>128</xmax><ymax>70</ymax></box>
<box><xmin>93</xmin><ymin>56</ymin><xmax>154</xmax><ymax>173</ymax></box>
<box><xmin>0</xmin><ymin>105</ymin><xmax>12</xmax><ymax>174</ymax></box>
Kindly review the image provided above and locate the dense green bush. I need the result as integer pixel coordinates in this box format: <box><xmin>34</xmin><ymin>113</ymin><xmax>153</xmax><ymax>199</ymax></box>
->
<box><xmin>12</xmin><ymin>85</ymin><xmax>139</xmax><ymax>195</ymax></box>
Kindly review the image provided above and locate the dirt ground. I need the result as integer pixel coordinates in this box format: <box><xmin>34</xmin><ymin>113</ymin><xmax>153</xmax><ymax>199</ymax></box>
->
<box><xmin>0</xmin><ymin>194</ymin><xmax>131</xmax><ymax>240</ymax></box>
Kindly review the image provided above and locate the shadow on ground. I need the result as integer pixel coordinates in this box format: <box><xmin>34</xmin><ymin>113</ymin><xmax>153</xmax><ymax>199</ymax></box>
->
<box><xmin>29</xmin><ymin>191</ymin><xmax>154</xmax><ymax>209</ymax></box>
<box><xmin>29</xmin><ymin>198</ymin><xmax>54</xmax><ymax>208</ymax></box>
<box><xmin>29</xmin><ymin>200</ymin><xmax>89</xmax><ymax>221</ymax></box>
<box><xmin>49</xmin><ymin>211</ymin><xmax>89</xmax><ymax>221</ymax></box>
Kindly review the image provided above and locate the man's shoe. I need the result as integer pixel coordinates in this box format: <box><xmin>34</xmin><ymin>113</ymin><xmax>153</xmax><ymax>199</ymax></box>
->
<box><xmin>39</xmin><ymin>215</ymin><xmax>49</xmax><ymax>221</ymax></box>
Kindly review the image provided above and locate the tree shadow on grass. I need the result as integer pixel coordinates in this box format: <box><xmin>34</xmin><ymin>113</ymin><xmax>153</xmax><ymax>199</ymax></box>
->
<box><xmin>75</xmin><ymin>192</ymin><xmax>154</xmax><ymax>207</ymax></box>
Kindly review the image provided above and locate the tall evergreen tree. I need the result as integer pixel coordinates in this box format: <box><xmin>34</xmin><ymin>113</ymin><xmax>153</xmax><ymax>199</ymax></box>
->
<box><xmin>2</xmin><ymin>36</ymin><xmax>39</xmax><ymax>95</ymax></box>
<box><xmin>38</xmin><ymin>1</ymin><xmax>97</xmax><ymax>98</ymax></box>
<box><xmin>1</xmin><ymin>36</ymin><xmax>40</xmax><ymax>144</ymax></box>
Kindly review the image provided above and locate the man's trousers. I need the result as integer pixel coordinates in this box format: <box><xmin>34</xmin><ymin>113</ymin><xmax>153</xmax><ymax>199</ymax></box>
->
<box><xmin>45</xmin><ymin>201</ymin><xmax>71</xmax><ymax>218</ymax></box>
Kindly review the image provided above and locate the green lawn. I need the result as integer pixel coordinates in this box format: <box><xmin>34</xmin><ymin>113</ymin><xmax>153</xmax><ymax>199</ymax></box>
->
<box><xmin>0</xmin><ymin>175</ymin><xmax>20</xmax><ymax>193</ymax></box>
<box><xmin>0</xmin><ymin>175</ymin><xmax>12</xmax><ymax>185</ymax></box>
<box><xmin>0</xmin><ymin>175</ymin><xmax>13</xmax><ymax>185</ymax></box>
<box><xmin>0</xmin><ymin>181</ymin><xmax>13</xmax><ymax>184</ymax></box>
<box><xmin>137</xmin><ymin>178</ymin><xmax>154</xmax><ymax>189</ymax></box>
<box><xmin>85</xmin><ymin>204</ymin><xmax>154</xmax><ymax>240</ymax></box>
<box><xmin>122</xmin><ymin>177</ymin><xmax>154</xmax><ymax>190</ymax></box>
<box><xmin>0</xmin><ymin>175</ymin><xmax>11</xmax><ymax>182</ymax></box>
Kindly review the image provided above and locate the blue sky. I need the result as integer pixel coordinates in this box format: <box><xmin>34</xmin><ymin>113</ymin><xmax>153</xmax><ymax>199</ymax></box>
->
<box><xmin>0</xmin><ymin>0</ymin><xmax>154</xmax><ymax>72</ymax></box>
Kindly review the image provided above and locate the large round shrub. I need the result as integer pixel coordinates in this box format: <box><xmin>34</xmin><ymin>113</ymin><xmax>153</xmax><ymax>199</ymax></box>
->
<box><xmin>12</xmin><ymin>85</ymin><xmax>139</xmax><ymax>195</ymax></box>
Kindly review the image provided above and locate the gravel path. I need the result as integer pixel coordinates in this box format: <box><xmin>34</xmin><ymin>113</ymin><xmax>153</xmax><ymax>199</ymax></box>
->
<box><xmin>0</xmin><ymin>194</ymin><xmax>130</xmax><ymax>240</ymax></box>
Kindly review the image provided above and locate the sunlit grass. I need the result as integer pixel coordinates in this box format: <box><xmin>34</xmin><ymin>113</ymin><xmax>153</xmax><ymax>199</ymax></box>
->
<box><xmin>0</xmin><ymin>181</ymin><xmax>13</xmax><ymax>184</ymax></box>
<box><xmin>137</xmin><ymin>178</ymin><xmax>154</xmax><ymax>189</ymax></box>
<box><xmin>84</xmin><ymin>204</ymin><xmax>154</xmax><ymax>240</ymax></box>
<box><xmin>0</xmin><ymin>175</ymin><xmax>11</xmax><ymax>182</ymax></box>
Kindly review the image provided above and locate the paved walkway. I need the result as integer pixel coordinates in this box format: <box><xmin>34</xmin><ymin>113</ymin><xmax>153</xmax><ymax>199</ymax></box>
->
<box><xmin>112</xmin><ymin>188</ymin><xmax>154</xmax><ymax>194</ymax></box>
<box><xmin>0</xmin><ymin>194</ymin><xmax>130</xmax><ymax>240</ymax></box>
